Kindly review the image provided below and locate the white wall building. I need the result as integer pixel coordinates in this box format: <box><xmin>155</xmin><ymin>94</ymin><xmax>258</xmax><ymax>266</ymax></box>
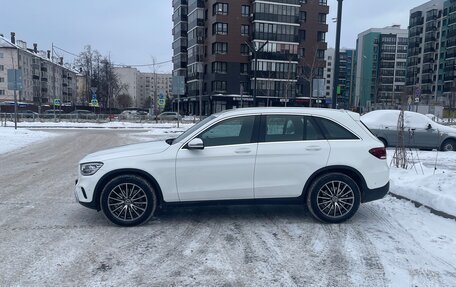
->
<box><xmin>0</xmin><ymin>33</ymin><xmax>77</xmax><ymax>106</ymax></box>
<box><xmin>114</xmin><ymin>66</ymin><xmax>172</xmax><ymax>109</ymax></box>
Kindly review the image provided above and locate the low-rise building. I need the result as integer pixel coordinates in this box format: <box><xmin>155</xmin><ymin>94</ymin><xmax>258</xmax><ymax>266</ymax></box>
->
<box><xmin>0</xmin><ymin>33</ymin><xmax>77</xmax><ymax>108</ymax></box>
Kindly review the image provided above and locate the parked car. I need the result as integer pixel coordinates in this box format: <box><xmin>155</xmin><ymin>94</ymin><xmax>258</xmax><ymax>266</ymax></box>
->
<box><xmin>45</xmin><ymin>109</ymin><xmax>64</xmax><ymax>114</ymax></box>
<box><xmin>75</xmin><ymin>107</ymin><xmax>389</xmax><ymax>226</ymax></box>
<box><xmin>158</xmin><ymin>112</ymin><xmax>182</xmax><ymax>121</ymax></box>
<box><xmin>119</xmin><ymin>110</ymin><xmax>148</xmax><ymax>120</ymax></box>
<box><xmin>18</xmin><ymin>110</ymin><xmax>38</xmax><ymax>117</ymax></box>
<box><xmin>361</xmin><ymin>110</ymin><xmax>456</xmax><ymax>151</ymax></box>
<box><xmin>70</xmin><ymin>109</ymin><xmax>94</xmax><ymax>115</ymax></box>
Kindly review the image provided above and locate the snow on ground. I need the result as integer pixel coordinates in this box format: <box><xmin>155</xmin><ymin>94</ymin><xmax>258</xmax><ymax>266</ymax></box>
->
<box><xmin>0</xmin><ymin>127</ymin><xmax>57</xmax><ymax>155</ymax></box>
<box><xmin>387</xmin><ymin>149</ymin><xmax>456</xmax><ymax>218</ymax></box>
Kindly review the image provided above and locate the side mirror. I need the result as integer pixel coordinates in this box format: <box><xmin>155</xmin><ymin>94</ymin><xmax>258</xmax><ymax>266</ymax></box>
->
<box><xmin>187</xmin><ymin>138</ymin><xmax>204</xmax><ymax>150</ymax></box>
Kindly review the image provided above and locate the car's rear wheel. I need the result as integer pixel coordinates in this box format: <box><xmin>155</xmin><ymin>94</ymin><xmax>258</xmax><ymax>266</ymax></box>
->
<box><xmin>441</xmin><ymin>139</ymin><xmax>456</xmax><ymax>152</ymax></box>
<box><xmin>306</xmin><ymin>173</ymin><xmax>361</xmax><ymax>223</ymax></box>
<box><xmin>100</xmin><ymin>175</ymin><xmax>157</xmax><ymax>227</ymax></box>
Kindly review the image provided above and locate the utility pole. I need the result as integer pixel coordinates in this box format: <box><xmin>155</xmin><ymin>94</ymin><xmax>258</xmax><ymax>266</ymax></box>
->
<box><xmin>332</xmin><ymin>0</ymin><xmax>343</xmax><ymax>109</ymax></box>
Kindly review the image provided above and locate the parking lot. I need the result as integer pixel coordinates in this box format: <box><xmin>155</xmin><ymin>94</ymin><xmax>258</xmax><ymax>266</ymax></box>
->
<box><xmin>0</xmin><ymin>130</ymin><xmax>455</xmax><ymax>286</ymax></box>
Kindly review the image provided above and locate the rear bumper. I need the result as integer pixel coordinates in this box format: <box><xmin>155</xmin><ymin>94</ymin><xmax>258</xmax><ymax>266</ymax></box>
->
<box><xmin>363</xmin><ymin>181</ymin><xmax>389</xmax><ymax>203</ymax></box>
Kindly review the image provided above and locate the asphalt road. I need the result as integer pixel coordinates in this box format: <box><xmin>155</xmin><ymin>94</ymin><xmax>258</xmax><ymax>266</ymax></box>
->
<box><xmin>0</xmin><ymin>130</ymin><xmax>455</xmax><ymax>286</ymax></box>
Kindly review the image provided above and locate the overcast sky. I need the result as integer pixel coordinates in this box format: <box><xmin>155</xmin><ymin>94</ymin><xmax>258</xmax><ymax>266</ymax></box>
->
<box><xmin>1</xmin><ymin>0</ymin><xmax>426</xmax><ymax>73</ymax></box>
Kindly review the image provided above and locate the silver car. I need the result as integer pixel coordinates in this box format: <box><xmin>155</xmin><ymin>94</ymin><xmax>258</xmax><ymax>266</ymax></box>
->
<box><xmin>361</xmin><ymin>110</ymin><xmax>456</xmax><ymax>151</ymax></box>
<box><xmin>158</xmin><ymin>112</ymin><xmax>182</xmax><ymax>121</ymax></box>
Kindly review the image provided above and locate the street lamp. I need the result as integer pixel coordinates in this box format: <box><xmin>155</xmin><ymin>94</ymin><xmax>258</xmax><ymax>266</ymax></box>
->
<box><xmin>332</xmin><ymin>0</ymin><xmax>343</xmax><ymax>109</ymax></box>
<box><xmin>245</xmin><ymin>40</ymin><xmax>269</xmax><ymax>107</ymax></box>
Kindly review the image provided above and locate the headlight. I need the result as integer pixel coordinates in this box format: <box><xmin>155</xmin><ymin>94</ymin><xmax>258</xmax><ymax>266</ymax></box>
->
<box><xmin>80</xmin><ymin>162</ymin><xmax>103</xmax><ymax>176</ymax></box>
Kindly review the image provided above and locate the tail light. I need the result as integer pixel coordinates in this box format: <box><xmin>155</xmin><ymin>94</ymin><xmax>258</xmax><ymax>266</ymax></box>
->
<box><xmin>369</xmin><ymin>147</ymin><xmax>386</xmax><ymax>159</ymax></box>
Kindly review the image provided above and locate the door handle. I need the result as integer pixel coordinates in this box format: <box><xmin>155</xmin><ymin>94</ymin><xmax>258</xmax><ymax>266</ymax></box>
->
<box><xmin>306</xmin><ymin>146</ymin><xmax>321</xmax><ymax>151</ymax></box>
<box><xmin>235</xmin><ymin>148</ymin><xmax>252</xmax><ymax>154</ymax></box>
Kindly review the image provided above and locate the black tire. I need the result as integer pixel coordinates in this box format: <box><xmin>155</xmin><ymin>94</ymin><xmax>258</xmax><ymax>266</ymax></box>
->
<box><xmin>306</xmin><ymin>173</ymin><xmax>361</xmax><ymax>223</ymax></box>
<box><xmin>441</xmin><ymin>139</ymin><xmax>456</xmax><ymax>152</ymax></box>
<box><xmin>100</xmin><ymin>175</ymin><xmax>157</xmax><ymax>227</ymax></box>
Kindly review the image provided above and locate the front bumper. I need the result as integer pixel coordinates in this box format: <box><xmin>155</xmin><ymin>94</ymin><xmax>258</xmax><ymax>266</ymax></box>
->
<box><xmin>74</xmin><ymin>174</ymin><xmax>100</xmax><ymax>210</ymax></box>
<box><xmin>363</xmin><ymin>181</ymin><xmax>390</xmax><ymax>203</ymax></box>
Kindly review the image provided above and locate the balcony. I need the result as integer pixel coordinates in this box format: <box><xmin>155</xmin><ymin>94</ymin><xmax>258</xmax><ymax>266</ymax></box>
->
<box><xmin>257</xmin><ymin>52</ymin><xmax>298</xmax><ymax>62</ymax></box>
<box><xmin>172</xmin><ymin>0</ymin><xmax>187</xmax><ymax>9</ymax></box>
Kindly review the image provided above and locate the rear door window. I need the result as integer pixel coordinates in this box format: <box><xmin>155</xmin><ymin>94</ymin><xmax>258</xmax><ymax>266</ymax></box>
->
<box><xmin>262</xmin><ymin>115</ymin><xmax>325</xmax><ymax>142</ymax></box>
<box><xmin>314</xmin><ymin>117</ymin><xmax>359</xmax><ymax>140</ymax></box>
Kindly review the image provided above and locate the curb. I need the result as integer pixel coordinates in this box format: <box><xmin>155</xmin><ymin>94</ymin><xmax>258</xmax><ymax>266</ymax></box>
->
<box><xmin>389</xmin><ymin>192</ymin><xmax>456</xmax><ymax>221</ymax></box>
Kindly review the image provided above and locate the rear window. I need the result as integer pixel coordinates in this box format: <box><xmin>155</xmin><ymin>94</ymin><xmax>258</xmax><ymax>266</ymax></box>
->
<box><xmin>314</xmin><ymin>117</ymin><xmax>359</xmax><ymax>140</ymax></box>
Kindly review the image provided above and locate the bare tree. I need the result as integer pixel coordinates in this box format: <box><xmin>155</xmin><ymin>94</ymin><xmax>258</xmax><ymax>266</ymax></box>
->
<box><xmin>75</xmin><ymin>46</ymin><xmax>120</xmax><ymax>110</ymax></box>
<box><xmin>116</xmin><ymin>93</ymin><xmax>133</xmax><ymax>108</ymax></box>
<box><xmin>298</xmin><ymin>45</ymin><xmax>321</xmax><ymax>107</ymax></box>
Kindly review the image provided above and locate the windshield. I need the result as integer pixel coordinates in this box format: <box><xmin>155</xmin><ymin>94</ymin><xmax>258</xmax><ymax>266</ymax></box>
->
<box><xmin>171</xmin><ymin>115</ymin><xmax>217</xmax><ymax>145</ymax></box>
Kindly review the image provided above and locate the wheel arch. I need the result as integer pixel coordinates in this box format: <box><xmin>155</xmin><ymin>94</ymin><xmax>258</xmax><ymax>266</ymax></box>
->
<box><xmin>93</xmin><ymin>168</ymin><xmax>164</xmax><ymax>211</ymax></box>
<box><xmin>302</xmin><ymin>165</ymin><xmax>368</xmax><ymax>203</ymax></box>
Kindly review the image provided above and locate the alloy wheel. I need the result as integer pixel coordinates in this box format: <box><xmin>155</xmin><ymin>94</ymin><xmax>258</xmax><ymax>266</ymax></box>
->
<box><xmin>107</xmin><ymin>183</ymin><xmax>148</xmax><ymax>222</ymax></box>
<box><xmin>316</xmin><ymin>180</ymin><xmax>355</xmax><ymax>219</ymax></box>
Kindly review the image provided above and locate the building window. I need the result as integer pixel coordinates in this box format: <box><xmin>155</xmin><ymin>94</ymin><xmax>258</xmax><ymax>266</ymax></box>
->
<box><xmin>299</xmin><ymin>30</ymin><xmax>306</xmax><ymax>41</ymax></box>
<box><xmin>212</xmin><ymin>81</ymin><xmax>227</xmax><ymax>92</ymax></box>
<box><xmin>212</xmin><ymin>42</ymin><xmax>228</xmax><ymax>54</ymax></box>
<box><xmin>213</xmin><ymin>22</ymin><xmax>228</xmax><ymax>35</ymax></box>
<box><xmin>213</xmin><ymin>3</ymin><xmax>228</xmax><ymax>16</ymax></box>
<box><xmin>317</xmin><ymin>49</ymin><xmax>325</xmax><ymax>59</ymax></box>
<box><xmin>241</xmin><ymin>5</ymin><xmax>250</xmax><ymax>17</ymax></box>
<box><xmin>0</xmin><ymin>77</ymin><xmax>4</xmax><ymax>82</ymax></box>
<box><xmin>241</xmin><ymin>44</ymin><xmax>250</xmax><ymax>56</ymax></box>
<box><xmin>319</xmin><ymin>0</ymin><xmax>327</xmax><ymax>5</ymax></box>
<box><xmin>0</xmin><ymin>52</ymin><xmax>3</xmax><ymax>58</ymax></box>
<box><xmin>212</xmin><ymin>62</ymin><xmax>227</xmax><ymax>74</ymax></box>
<box><xmin>241</xmin><ymin>25</ymin><xmax>250</xmax><ymax>36</ymax></box>
<box><xmin>0</xmin><ymin>90</ymin><xmax>5</xmax><ymax>95</ymax></box>
<box><xmin>318</xmin><ymin>13</ymin><xmax>326</xmax><ymax>24</ymax></box>
<box><xmin>300</xmin><ymin>11</ymin><xmax>307</xmax><ymax>22</ymax></box>
<box><xmin>317</xmin><ymin>31</ymin><xmax>326</xmax><ymax>42</ymax></box>
<box><xmin>0</xmin><ymin>65</ymin><xmax>3</xmax><ymax>71</ymax></box>
<box><xmin>240</xmin><ymin>63</ymin><xmax>249</xmax><ymax>74</ymax></box>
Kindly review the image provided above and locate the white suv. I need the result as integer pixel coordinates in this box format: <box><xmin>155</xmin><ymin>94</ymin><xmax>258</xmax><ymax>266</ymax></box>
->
<box><xmin>75</xmin><ymin>108</ymin><xmax>389</xmax><ymax>226</ymax></box>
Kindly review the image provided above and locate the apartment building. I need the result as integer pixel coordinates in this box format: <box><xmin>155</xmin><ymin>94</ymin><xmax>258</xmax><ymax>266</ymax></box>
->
<box><xmin>114</xmin><ymin>66</ymin><xmax>172</xmax><ymax>109</ymax></box>
<box><xmin>442</xmin><ymin>0</ymin><xmax>456</xmax><ymax>108</ymax></box>
<box><xmin>407</xmin><ymin>0</ymin><xmax>445</xmax><ymax>105</ymax></box>
<box><xmin>0</xmin><ymin>33</ymin><xmax>77</xmax><ymax>107</ymax></box>
<box><xmin>172</xmin><ymin>0</ymin><xmax>328</xmax><ymax>114</ymax></box>
<box><xmin>406</xmin><ymin>0</ymin><xmax>456</xmax><ymax>107</ymax></box>
<box><xmin>354</xmin><ymin>26</ymin><xmax>408</xmax><ymax>110</ymax></box>
<box><xmin>324</xmin><ymin>48</ymin><xmax>355</xmax><ymax>109</ymax></box>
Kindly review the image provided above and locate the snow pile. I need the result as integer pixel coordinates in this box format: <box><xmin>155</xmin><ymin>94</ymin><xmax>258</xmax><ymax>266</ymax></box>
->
<box><xmin>0</xmin><ymin>127</ymin><xmax>56</xmax><ymax>155</ymax></box>
<box><xmin>388</xmin><ymin>149</ymin><xmax>456</xmax><ymax>217</ymax></box>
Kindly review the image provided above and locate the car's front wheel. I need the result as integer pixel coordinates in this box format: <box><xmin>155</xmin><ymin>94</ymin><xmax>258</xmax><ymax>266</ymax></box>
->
<box><xmin>100</xmin><ymin>175</ymin><xmax>157</xmax><ymax>226</ymax></box>
<box><xmin>306</xmin><ymin>173</ymin><xmax>361</xmax><ymax>223</ymax></box>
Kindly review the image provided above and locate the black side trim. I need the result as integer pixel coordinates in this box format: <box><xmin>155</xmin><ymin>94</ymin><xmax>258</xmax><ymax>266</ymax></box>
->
<box><xmin>79</xmin><ymin>200</ymin><xmax>97</xmax><ymax>210</ymax></box>
<box><xmin>363</xmin><ymin>181</ymin><xmax>389</xmax><ymax>203</ymax></box>
<box><xmin>161</xmin><ymin>197</ymin><xmax>302</xmax><ymax>208</ymax></box>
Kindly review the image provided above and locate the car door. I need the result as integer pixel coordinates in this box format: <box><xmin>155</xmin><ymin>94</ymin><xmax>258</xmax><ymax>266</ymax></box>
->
<box><xmin>176</xmin><ymin>115</ymin><xmax>258</xmax><ymax>201</ymax></box>
<box><xmin>254</xmin><ymin>114</ymin><xmax>331</xmax><ymax>199</ymax></box>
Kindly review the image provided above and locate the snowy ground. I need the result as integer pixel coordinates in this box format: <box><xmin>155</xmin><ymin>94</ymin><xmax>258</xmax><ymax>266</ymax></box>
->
<box><xmin>0</xmin><ymin>127</ymin><xmax>57</xmax><ymax>155</ymax></box>
<box><xmin>388</xmin><ymin>149</ymin><xmax>456</xmax><ymax>218</ymax></box>
<box><xmin>0</xmin><ymin>128</ymin><xmax>455</xmax><ymax>286</ymax></box>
